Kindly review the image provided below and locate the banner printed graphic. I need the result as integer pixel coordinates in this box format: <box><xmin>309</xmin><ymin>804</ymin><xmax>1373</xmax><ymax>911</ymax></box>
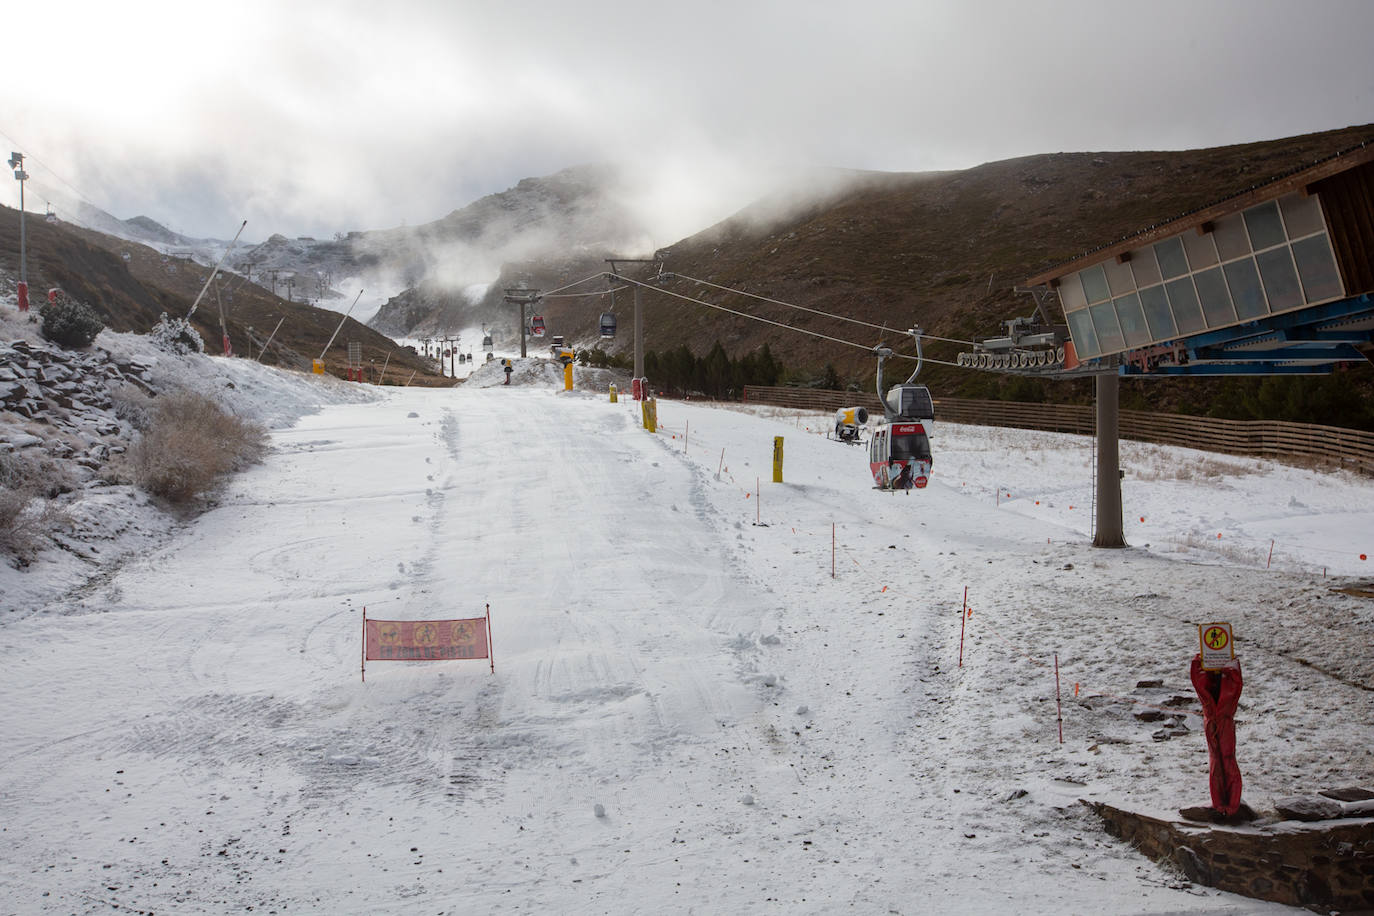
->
<box><xmin>364</xmin><ymin>617</ymin><xmax>489</xmax><ymax>661</ymax></box>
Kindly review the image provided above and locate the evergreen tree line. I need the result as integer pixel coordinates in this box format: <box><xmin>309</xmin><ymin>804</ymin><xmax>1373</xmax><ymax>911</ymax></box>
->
<box><xmin>578</xmin><ymin>342</ymin><xmax>785</xmax><ymax>399</ymax></box>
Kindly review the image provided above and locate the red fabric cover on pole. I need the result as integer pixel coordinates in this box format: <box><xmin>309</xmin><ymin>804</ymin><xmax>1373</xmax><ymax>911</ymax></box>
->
<box><xmin>17</xmin><ymin>282</ymin><xmax>28</xmax><ymax>312</ymax></box>
<box><xmin>1189</xmin><ymin>655</ymin><xmax>1244</xmax><ymax>816</ymax></box>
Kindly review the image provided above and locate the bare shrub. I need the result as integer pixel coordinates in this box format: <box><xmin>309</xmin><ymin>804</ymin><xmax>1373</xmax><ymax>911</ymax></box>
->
<box><xmin>109</xmin><ymin>381</ymin><xmax>154</xmax><ymax>430</ymax></box>
<box><xmin>0</xmin><ymin>452</ymin><xmax>70</xmax><ymax>563</ymax></box>
<box><xmin>123</xmin><ymin>391</ymin><xmax>268</xmax><ymax>504</ymax></box>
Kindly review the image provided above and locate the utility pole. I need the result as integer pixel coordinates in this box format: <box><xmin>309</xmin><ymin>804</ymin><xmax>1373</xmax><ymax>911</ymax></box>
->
<box><xmin>269</xmin><ymin>270</ymin><xmax>279</xmax><ymax>297</ymax></box>
<box><xmin>285</xmin><ymin>275</ymin><xmax>295</xmax><ymax>303</ymax></box>
<box><xmin>9</xmin><ymin>152</ymin><xmax>27</xmax><ymax>309</ymax></box>
<box><xmin>503</xmin><ymin>289</ymin><xmax>541</xmax><ymax>359</ymax></box>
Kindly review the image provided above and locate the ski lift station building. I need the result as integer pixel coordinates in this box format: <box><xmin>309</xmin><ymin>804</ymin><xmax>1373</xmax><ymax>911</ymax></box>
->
<box><xmin>1026</xmin><ymin>139</ymin><xmax>1374</xmax><ymax>378</ymax></box>
<box><xmin>1021</xmin><ymin>135</ymin><xmax>1374</xmax><ymax>548</ymax></box>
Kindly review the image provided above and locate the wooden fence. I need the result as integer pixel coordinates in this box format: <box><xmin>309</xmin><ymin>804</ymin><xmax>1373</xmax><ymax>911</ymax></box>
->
<box><xmin>742</xmin><ymin>386</ymin><xmax>1374</xmax><ymax>475</ymax></box>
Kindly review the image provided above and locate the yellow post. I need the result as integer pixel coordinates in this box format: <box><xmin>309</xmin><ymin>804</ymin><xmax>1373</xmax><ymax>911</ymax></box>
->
<box><xmin>564</xmin><ymin>362</ymin><xmax>573</xmax><ymax>391</ymax></box>
<box><xmin>772</xmin><ymin>436</ymin><xmax>784</xmax><ymax>483</ymax></box>
<box><xmin>642</xmin><ymin>397</ymin><xmax>657</xmax><ymax>433</ymax></box>
<box><xmin>609</xmin><ymin>384</ymin><xmax>618</xmax><ymax>403</ymax></box>
<box><xmin>312</xmin><ymin>358</ymin><xmax>325</xmax><ymax>375</ymax></box>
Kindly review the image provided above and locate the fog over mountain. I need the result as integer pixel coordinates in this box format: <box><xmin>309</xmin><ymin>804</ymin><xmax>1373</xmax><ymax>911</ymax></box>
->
<box><xmin>4</xmin><ymin>0</ymin><xmax>1372</xmax><ymax>249</ymax></box>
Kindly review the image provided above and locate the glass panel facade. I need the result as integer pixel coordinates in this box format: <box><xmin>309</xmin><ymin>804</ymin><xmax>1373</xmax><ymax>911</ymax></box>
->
<box><xmin>1080</xmin><ymin>264</ymin><xmax>1110</xmax><ymax>304</ymax></box>
<box><xmin>1291</xmin><ymin>234</ymin><xmax>1344</xmax><ymax>302</ymax></box>
<box><xmin>1066</xmin><ymin>309</ymin><xmax>1099</xmax><ymax>358</ymax></box>
<box><xmin>1113</xmin><ymin>293</ymin><xmax>1149</xmax><ymax>347</ymax></box>
<box><xmin>1105</xmin><ymin>257</ymin><xmax>1135</xmax><ymax>296</ymax></box>
<box><xmin>1182</xmin><ymin>229</ymin><xmax>1219</xmax><ymax>270</ymax></box>
<box><xmin>1059</xmin><ymin>272</ymin><xmax>1087</xmax><ymax>312</ymax></box>
<box><xmin>1193</xmin><ymin>266</ymin><xmax>1237</xmax><ymax>326</ymax></box>
<box><xmin>1213</xmin><ymin>213</ymin><xmax>1250</xmax><ymax>260</ymax></box>
<box><xmin>1256</xmin><ymin>247</ymin><xmax>1303</xmax><ymax>312</ymax></box>
<box><xmin>1089</xmin><ymin>301</ymin><xmax>1124</xmax><ymax>352</ymax></box>
<box><xmin>1058</xmin><ymin>192</ymin><xmax>1342</xmax><ymax>360</ymax></box>
<box><xmin>1129</xmin><ymin>246</ymin><xmax>1162</xmax><ymax>287</ymax></box>
<box><xmin>1139</xmin><ymin>285</ymin><xmax>1176</xmax><ymax>339</ymax></box>
<box><xmin>1280</xmin><ymin>192</ymin><xmax>1325</xmax><ymax>239</ymax></box>
<box><xmin>1244</xmin><ymin>200</ymin><xmax>1287</xmax><ymax>251</ymax></box>
<box><xmin>1166</xmin><ymin>277</ymin><xmax>1206</xmax><ymax>334</ymax></box>
<box><xmin>1154</xmin><ymin>237</ymin><xmax>1190</xmax><ymax>280</ymax></box>
<box><xmin>1224</xmin><ymin>257</ymin><xmax>1267</xmax><ymax>319</ymax></box>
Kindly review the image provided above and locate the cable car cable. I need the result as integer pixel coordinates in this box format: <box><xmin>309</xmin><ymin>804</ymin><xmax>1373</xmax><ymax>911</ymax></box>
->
<box><xmin>542</xmin><ymin>288</ymin><xmax>614</xmax><ymax>299</ymax></box>
<box><xmin>541</xmin><ymin>272</ymin><xmax>610</xmax><ymax>296</ymax></box>
<box><xmin>669</xmin><ymin>271</ymin><xmax>980</xmax><ymax>347</ymax></box>
<box><xmin>610</xmin><ymin>274</ymin><xmax>967</xmax><ymax>368</ymax></box>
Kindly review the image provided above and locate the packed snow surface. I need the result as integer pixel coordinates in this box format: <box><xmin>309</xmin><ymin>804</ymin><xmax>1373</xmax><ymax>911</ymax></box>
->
<box><xmin>3</xmin><ymin>351</ymin><xmax>1373</xmax><ymax>914</ymax></box>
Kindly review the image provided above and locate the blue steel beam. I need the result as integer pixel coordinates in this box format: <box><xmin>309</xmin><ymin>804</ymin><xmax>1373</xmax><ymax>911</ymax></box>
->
<box><xmin>1192</xmin><ymin>344</ymin><xmax>1365</xmax><ymax>362</ymax></box>
<box><xmin>1109</xmin><ymin>293</ymin><xmax>1374</xmax><ymax>377</ymax></box>
<box><xmin>1119</xmin><ymin>363</ymin><xmax>1336</xmax><ymax>376</ymax></box>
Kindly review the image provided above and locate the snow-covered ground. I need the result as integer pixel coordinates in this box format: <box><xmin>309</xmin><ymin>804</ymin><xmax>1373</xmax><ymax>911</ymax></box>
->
<box><xmin>2</xmin><ymin>346</ymin><xmax>1372</xmax><ymax>914</ymax></box>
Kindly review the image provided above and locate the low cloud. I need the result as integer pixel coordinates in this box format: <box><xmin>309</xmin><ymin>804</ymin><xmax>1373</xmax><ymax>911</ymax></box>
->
<box><xmin>5</xmin><ymin>0</ymin><xmax>1372</xmax><ymax>247</ymax></box>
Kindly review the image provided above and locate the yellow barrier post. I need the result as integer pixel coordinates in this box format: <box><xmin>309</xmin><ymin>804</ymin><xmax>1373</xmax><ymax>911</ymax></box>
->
<box><xmin>560</xmin><ymin>348</ymin><xmax>575</xmax><ymax>391</ymax></box>
<box><xmin>642</xmin><ymin>398</ymin><xmax>657</xmax><ymax>433</ymax></box>
<box><xmin>609</xmin><ymin>384</ymin><xmax>618</xmax><ymax>403</ymax></box>
<box><xmin>312</xmin><ymin>358</ymin><xmax>325</xmax><ymax>375</ymax></box>
<box><xmin>773</xmin><ymin>436</ymin><xmax>784</xmax><ymax>483</ymax></box>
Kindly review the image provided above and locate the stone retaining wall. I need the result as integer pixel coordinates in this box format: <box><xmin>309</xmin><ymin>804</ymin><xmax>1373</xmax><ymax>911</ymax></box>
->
<box><xmin>1087</xmin><ymin>800</ymin><xmax>1374</xmax><ymax>911</ymax></box>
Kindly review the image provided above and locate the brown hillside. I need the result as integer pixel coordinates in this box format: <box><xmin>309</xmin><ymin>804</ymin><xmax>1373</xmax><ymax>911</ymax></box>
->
<box><xmin>499</xmin><ymin>124</ymin><xmax>1374</xmax><ymax>417</ymax></box>
<box><xmin>0</xmin><ymin>211</ymin><xmax>448</xmax><ymax>384</ymax></box>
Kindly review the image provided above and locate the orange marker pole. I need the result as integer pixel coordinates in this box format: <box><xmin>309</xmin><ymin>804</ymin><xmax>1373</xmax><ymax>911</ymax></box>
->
<box><xmin>958</xmin><ymin>587</ymin><xmax>968</xmax><ymax>668</ymax></box>
<box><xmin>1267</xmin><ymin>540</ymin><xmax>1274</xmax><ymax>569</ymax></box>
<box><xmin>361</xmin><ymin>607</ymin><xmax>367</xmax><ymax>683</ymax></box>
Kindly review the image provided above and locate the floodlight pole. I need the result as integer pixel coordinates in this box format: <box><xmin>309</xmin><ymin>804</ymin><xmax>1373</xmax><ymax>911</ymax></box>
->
<box><xmin>9</xmin><ymin>153</ymin><xmax>26</xmax><ymax>289</ymax></box>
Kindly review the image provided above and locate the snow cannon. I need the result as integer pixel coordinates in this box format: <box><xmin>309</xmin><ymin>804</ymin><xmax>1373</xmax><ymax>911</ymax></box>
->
<box><xmin>834</xmin><ymin>406</ymin><xmax>869</xmax><ymax>442</ymax></box>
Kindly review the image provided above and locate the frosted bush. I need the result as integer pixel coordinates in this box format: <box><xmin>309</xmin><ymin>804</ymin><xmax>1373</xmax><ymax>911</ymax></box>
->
<box><xmin>150</xmin><ymin>313</ymin><xmax>205</xmax><ymax>355</ymax></box>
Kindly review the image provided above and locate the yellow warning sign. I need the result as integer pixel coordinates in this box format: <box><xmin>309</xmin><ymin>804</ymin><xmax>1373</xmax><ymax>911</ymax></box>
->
<box><xmin>1198</xmin><ymin>622</ymin><xmax>1235</xmax><ymax>670</ymax></box>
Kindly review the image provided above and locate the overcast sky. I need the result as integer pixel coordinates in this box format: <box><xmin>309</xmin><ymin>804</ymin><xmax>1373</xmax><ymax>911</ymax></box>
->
<box><xmin>5</xmin><ymin>0</ymin><xmax>1372</xmax><ymax>246</ymax></box>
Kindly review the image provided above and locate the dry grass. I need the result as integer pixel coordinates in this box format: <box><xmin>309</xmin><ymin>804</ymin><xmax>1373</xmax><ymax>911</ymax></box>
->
<box><xmin>120</xmin><ymin>390</ymin><xmax>268</xmax><ymax>505</ymax></box>
<box><xmin>0</xmin><ymin>451</ymin><xmax>72</xmax><ymax>564</ymax></box>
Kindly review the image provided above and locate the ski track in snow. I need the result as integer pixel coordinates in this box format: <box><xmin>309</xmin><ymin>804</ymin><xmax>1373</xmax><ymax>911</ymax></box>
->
<box><xmin>2</xmin><ymin>375</ymin><xmax>1371</xmax><ymax>913</ymax></box>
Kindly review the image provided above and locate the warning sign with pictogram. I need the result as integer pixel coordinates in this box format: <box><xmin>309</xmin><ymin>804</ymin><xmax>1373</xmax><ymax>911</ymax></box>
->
<box><xmin>1198</xmin><ymin>622</ymin><xmax>1235</xmax><ymax>671</ymax></box>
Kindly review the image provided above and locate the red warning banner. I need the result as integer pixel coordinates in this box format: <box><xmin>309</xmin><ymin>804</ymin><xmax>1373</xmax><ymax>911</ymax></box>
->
<box><xmin>364</xmin><ymin>616</ymin><xmax>489</xmax><ymax>661</ymax></box>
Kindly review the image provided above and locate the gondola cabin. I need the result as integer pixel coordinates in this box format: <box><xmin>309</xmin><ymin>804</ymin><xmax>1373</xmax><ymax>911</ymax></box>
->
<box><xmin>884</xmin><ymin>384</ymin><xmax>934</xmax><ymax>420</ymax></box>
<box><xmin>530</xmin><ymin>316</ymin><xmax>546</xmax><ymax>338</ymax></box>
<box><xmin>482</xmin><ymin>332</ymin><xmax>493</xmax><ymax>348</ymax></box>
<box><xmin>600</xmin><ymin>312</ymin><xmax>617</xmax><ymax>338</ymax></box>
<box><xmin>868</xmin><ymin>421</ymin><xmax>932</xmax><ymax>490</ymax></box>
